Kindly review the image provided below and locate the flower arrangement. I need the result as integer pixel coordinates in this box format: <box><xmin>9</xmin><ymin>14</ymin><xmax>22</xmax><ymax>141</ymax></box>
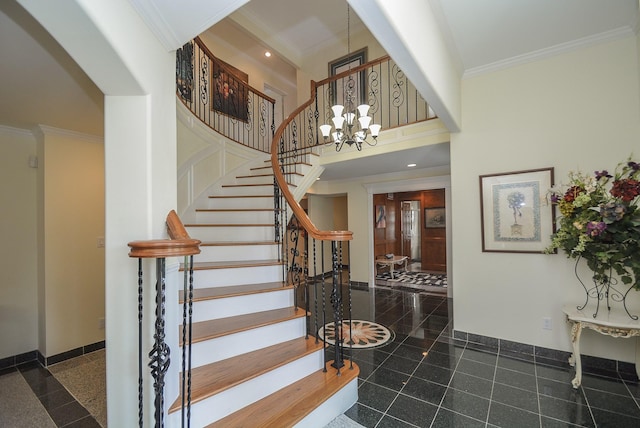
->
<box><xmin>545</xmin><ymin>157</ymin><xmax>640</xmax><ymax>290</ymax></box>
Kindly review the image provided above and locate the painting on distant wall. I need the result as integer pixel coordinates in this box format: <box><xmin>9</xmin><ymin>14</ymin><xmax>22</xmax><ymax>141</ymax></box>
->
<box><xmin>425</xmin><ymin>208</ymin><xmax>446</xmax><ymax>228</ymax></box>
<box><xmin>212</xmin><ymin>57</ymin><xmax>249</xmax><ymax>122</ymax></box>
<box><xmin>375</xmin><ymin>205</ymin><xmax>386</xmax><ymax>228</ymax></box>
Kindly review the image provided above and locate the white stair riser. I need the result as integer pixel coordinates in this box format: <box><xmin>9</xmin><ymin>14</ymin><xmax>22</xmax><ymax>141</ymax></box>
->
<box><xmin>234</xmin><ymin>175</ymin><xmax>274</xmax><ymax>185</ymax></box>
<box><xmin>189</xmin><ymin>289</ymin><xmax>294</xmax><ymax>323</ymax></box>
<box><xmin>198</xmin><ymin>244</ymin><xmax>279</xmax><ymax>262</ymax></box>
<box><xmin>206</xmin><ymin>197</ymin><xmax>274</xmax><ymax>210</ymax></box>
<box><xmin>195</xmin><ymin>210</ymin><xmax>274</xmax><ymax>224</ymax></box>
<box><xmin>187</xmin><ymin>225</ymin><xmax>274</xmax><ymax>242</ymax></box>
<box><xmin>293</xmin><ymin>377</ymin><xmax>358</xmax><ymax>428</ymax></box>
<box><xmin>171</xmin><ymin>350</ymin><xmax>324</xmax><ymax>427</ymax></box>
<box><xmin>191</xmin><ymin>264</ymin><xmax>282</xmax><ymax>287</ymax></box>
<box><xmin>219</xmin><ymin>185</ymin><xmax>273</xmax><ymax>196</ymax></box>
<box><xmin>188</xmin><ymin>317</ymin><xmax>307</xmax><ymax>368</ymax></box>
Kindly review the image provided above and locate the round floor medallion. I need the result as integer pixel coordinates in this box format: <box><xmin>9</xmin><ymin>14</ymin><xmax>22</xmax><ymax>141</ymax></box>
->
<box><xmin>318</xmin><ymin>319</ymin><xmax>394</xmax><ymax>349</ymax></box>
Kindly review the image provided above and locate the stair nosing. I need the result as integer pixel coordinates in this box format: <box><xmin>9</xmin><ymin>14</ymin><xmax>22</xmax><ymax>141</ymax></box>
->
<box><xmin>169</xmin><ymin>337</ymin><xmax>325</xmax><ymax>413</ymax></box>
<box><xmin>184</xmin><ymin>306</ymin><xmax>306</xmax><ymax>345</ymax></box>
<box><xmin>204</xmin><ymin>360</ymin><xmax>359</xmax><ymax>427</ymax></box>
<box><xmin>180</xmin><ymin>282</ymin><xmax>292</xmax><ymax>303</ymax></box>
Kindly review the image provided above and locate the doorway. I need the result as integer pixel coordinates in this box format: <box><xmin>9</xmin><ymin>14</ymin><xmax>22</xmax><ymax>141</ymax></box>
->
<box><xmin>401</xmin><ymin>200</ymin><xmax>421</xmax><ymax>263</ymax></box>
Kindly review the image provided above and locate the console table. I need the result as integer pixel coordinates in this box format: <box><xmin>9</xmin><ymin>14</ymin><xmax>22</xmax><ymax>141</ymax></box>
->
<box><xmin>375</xmin><ymin>255</ymin><xmax>408</xmax><ymax>279</ymax></box>
<box><xmin>563</xmin><ymin>305</ymin><xmax>640</xmax><ymax>388</ymax></box>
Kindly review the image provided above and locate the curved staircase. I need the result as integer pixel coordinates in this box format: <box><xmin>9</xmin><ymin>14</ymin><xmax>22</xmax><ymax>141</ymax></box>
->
<box><xmin>167</xmin><ymin>155</ymin><xmax>359</xmax><ymax>427</ymax></box>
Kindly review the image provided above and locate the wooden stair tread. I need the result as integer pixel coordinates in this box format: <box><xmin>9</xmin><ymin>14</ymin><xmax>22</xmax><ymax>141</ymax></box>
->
<box><xmin>195</xmin><ymin>208</ymin><xmax>279</xmax><ymax>212</ymax></box>
<box><xmin>206</xmin><ymin>361</ymin><xmax>359</xmax><ymax>428</ymax></box>
<box><xmin>189</xmin><ymin>259</ymin><xmax>283</xmax><ymax>270</ymax></box>
<box><xmin>200</xmin><ymin>241</ymin><xmax>277</xmax><ymax>246</ymax></box>
<box><xmin>169</xmin><ymin>337</ymin><xmax>324</xmax><ymax>412</ymax></box>
<box><xmin>186</xmin><ymin>306</ymin><xmax>306</xmax><ymax>344</ymax></box>
<box><xmin>236</xmin><ymin>173</ymin><xmax>274</xmax><ymax>178</ymax></box>
<box><xmin>222</xmin><ymin>183</ymin><xmax>296</xmax><ymax>188</ymax></box>
<box><xmin>208</xmin><ymin>194</ymin><xmax>271</xmax><ymax>198</ymax></box>
<box><xmin>221</xmin><ymin>183</ymin><xmax>272</xmax><ymax>187</ymax></box>
<box><xmin>185</xmin><ymin>223</ymin><xmax>274</xmax><ymax>227</ymax></box>
<box><xmin>183</xmin><ymin>282</ymin><xmax>291</xmax><ymax>303</ymax></box>
<box><xmin>248</xmin><ymin>167</ymin><xmax>305</xmax><ymax>176</ymax></box>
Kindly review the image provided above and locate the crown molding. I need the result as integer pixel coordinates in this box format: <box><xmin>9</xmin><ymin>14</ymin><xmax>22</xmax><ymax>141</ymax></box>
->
<box><xmin>35</xmin><ymin>125</ymin><xmax>103</xmax><ymax>144</ymax></box>
<box><xmin>463</xmin><ymin>26</ymin><xmax>635</xmax><ymax>79</ymax></box>
<box><xmin>0</xmin><ymin>124</ymin><xmax>36</xmax><ymax>139</ymax></box>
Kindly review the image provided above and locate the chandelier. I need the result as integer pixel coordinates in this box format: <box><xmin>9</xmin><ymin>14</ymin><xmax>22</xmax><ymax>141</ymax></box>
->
<box><xmin>319</xmin><ymin>5</ymin><xmax>381</xmax><ymax>152</ymax></box>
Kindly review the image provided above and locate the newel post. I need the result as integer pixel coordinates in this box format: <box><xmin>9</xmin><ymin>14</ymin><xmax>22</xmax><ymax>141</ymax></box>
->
<box><xmin>128</xmin><ymin>211</ymin><xmax>200</xmax><ymax>428</ymax></box>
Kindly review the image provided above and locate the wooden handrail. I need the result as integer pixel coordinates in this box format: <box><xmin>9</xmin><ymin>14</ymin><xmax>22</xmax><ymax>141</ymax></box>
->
<box><xmin>270</xmin><ymin>87</ymin><xmax>353</xmax><ymax>242</ymax></box>
<box><xmin>128</xmin><ymin>210</ymin><xmax>201</xmax><ymax>258</ymax></box>
<box><xmin>314</xmin><ymin>55</ymin><xmax>390</xmax><ymax>87</ymax></box>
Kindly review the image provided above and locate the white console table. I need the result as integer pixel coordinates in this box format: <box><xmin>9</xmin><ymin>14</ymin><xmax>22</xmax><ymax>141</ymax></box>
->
<box><xmin>563</xmin><ymin>305</ymin><xmax>640</xmax><ymax>388</ymax></box>
<box><xmin>375</xmin><ymin>255</ymin><xmax>408</xmax><ymax>279</ymax></box>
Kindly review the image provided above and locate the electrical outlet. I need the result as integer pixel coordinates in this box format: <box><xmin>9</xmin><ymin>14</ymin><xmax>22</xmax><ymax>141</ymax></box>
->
<box><xmin>97</xmin><ymin>237</ymin><xmax>105</xmax><ymax>248</ymax></box>
<box><xmin>542</xmin><ymin>317</ymin><xmax>552</xmax><ymax>330</ymax></box>
<box><xmin>99</xmin><ymin>318</ymin><xmax>105</xmax><ymax>329</ymax></box>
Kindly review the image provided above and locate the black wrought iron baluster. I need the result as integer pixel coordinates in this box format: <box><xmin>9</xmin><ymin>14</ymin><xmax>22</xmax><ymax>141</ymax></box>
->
<box><xmin>313</xmin><ymin>240</ymin><xmax>319</xmax><ymax>345</ymax></box>
<box><xmin>330</xmin><ymin>241</ymin><xmax>344</xmax><ymax>373</ymax></box>
<box><xmin>137</xmin><ymin>259</ymin><xmax>143</xmax><ymax>428</ymax></box>
<box><xmin>181</xmin><ymin>255</ymin><xmax>194</xmax><ymax>428</ymax></box>
<box><xmin>346</xmin><ymin>242</ymin><xmax>354</xmax><ymax>370</ymax></box>
<box><xmin>321</xmin><ymin>241</ymin><xmax>327</xmax><ymax>372</ymax></box>
<box><xmin>149</xmin><ymin>258</ymin><xmax>170</xmax><ymax>428</ymax></box>
<box><xmin>303</xmin><ymin>229</ymin><xmax>309</xmax><ymax>338</ymax></box>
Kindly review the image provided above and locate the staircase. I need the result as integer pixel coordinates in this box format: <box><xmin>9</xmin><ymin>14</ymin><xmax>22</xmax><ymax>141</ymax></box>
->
<box><xmin>167</xmin><ymin>154</ymin><xmax>359</xmax><ymax>427</ymax></box>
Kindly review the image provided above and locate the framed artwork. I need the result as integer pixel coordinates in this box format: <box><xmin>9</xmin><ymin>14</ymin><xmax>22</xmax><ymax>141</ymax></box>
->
<box><xmin>375</xmin><ymin>205</ymin><xmax>386</xmax><ymax>228</ymax></box>
<box><xmin>328</xmin><ymin>48</ymin><xmax>367</xmax><ymax>107</ymax></box>
<box><xmin>175</xmin><ymin>41</ymin><xmax>194</xmax><ymax>103</ymax></box>
<box><xmin>425</xmin><ymin>207</ymin><xmax>446</xmax><ymax>228</ymax></box>
<box><xmin>211</xmin><ymin>57</ymin><xmax>249</xmax><ymax>121</ymax></box>
<box><xmin>480</xmin><ymin>167</ymin><xmax>555</xmax><ymax>253</ymax></box>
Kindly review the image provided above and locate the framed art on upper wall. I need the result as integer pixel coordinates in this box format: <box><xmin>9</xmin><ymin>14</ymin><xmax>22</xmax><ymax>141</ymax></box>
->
<box><xmin>479</xmin><ymin>167</ymin><xmax>555</xmax><ymax>253</ymax></box>
<box><xmin>211</xmin><ymin>56</ymin><xmax>249</xmax><ymax>122</ymax></box>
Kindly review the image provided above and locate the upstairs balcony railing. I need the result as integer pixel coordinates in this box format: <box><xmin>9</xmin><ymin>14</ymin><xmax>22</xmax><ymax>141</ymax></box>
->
<box><xmin>176</xmin><ymin>38</ymin><xmax>275</xmax><ymax>153</ymax></box>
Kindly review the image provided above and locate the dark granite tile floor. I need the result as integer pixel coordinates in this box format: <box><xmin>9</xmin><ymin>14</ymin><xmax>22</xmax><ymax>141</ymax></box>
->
<box><xmin>0</xmin><ymin>361</ymin><xmax>101</xmax><ymax>427</ymax></box>
<box><xmin>336</xmin><ymin>287</ymin><xmax>640</xmax><ymax>428</ymax></box>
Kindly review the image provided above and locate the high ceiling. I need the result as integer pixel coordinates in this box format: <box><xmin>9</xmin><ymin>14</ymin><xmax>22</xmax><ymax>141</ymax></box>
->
<box><xmin>1</xmin><ymin>0</ymin><xmax>638</xmax><ymax>178</ymax></box>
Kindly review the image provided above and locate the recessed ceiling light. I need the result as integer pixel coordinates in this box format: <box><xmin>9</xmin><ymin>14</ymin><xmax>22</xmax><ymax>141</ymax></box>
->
<box><xmin>407</xmin><ymin>163</ymin><xmax>416</xmax><ymax>168</ymax></box>
<box><xmin>264</xmin><ymin>51</ymin><xmax>272</xmax><ymax>58</ymax></box>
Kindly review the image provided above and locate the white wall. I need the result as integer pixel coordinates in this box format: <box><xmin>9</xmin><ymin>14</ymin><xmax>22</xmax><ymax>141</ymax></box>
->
<box><xmin>17</xmin><ymin>1</ymin><xmax>180</xmax><ymax>426</ymax></box>
<box><xmin>36</xmin><ymin>127</ymin><xmax>105</xmax><ymax>357</ymax></box>
<box><xmin>176</xmin><ymin>102</ymin><xmax>269</xmax><ymax>218</ymax></box>
<box><xmin>0</xmin><ymin>126</ymin><xmax>38</xmax><ymax>359</ymax></box>
<box><xmin>451</xmin><ymin>36</ymin><xmax>640</xmax><ymax>362</ymax></box>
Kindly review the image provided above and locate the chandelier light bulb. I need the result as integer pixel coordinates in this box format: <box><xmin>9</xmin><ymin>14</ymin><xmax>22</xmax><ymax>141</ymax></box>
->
<box><xmin>357</xmin><ymin>104</ymin><xmax>370</xmax><ymax>117</ymax></box>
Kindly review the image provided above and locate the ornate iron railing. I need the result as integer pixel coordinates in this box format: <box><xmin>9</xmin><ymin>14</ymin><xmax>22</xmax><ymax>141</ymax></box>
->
<box><xmin>128</xmin><ymin>211</ymin><xmax>200</xmax><ymax>428</ymax></box>
<box><xmin>176</xmin><ymin>38</ymin><xmax>276</xmax><ymax>153</ymax></box>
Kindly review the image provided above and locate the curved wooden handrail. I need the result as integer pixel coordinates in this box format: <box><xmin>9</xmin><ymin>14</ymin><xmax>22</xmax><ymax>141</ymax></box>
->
<box><xmin>128</xmin><ymin>210</ymin><xmax>201</xmax><ymax>258</ymax></box>
<box><xmin>270</xmin><ymin>85</ymin><xmax>353</xmax><ymax>242</ymax></box>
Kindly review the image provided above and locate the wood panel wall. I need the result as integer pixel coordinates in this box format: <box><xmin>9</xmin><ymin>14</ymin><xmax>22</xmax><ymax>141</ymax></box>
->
<box><xmin>373</xmin><ymin>189</ymin><xmax>446</xmax><ymax>273</ymax></box>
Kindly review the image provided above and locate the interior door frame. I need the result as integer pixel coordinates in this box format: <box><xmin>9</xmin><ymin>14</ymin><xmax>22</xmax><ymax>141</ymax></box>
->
<box><xmin>365</xmin><ymin>175</ymin><xmax>452</xmax><ymax>297</ymax></box>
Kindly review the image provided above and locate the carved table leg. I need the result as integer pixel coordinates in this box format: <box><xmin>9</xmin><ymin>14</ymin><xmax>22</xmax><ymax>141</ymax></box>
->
<box><xmin>569</xmin><ymin>321</ymin><xmax>582</xmax><ymax>389</ymax></box>
<box><xmin>636</xmin><ymin>338</ymin><xmax>640</xmax><ymax>380</ymax></box>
